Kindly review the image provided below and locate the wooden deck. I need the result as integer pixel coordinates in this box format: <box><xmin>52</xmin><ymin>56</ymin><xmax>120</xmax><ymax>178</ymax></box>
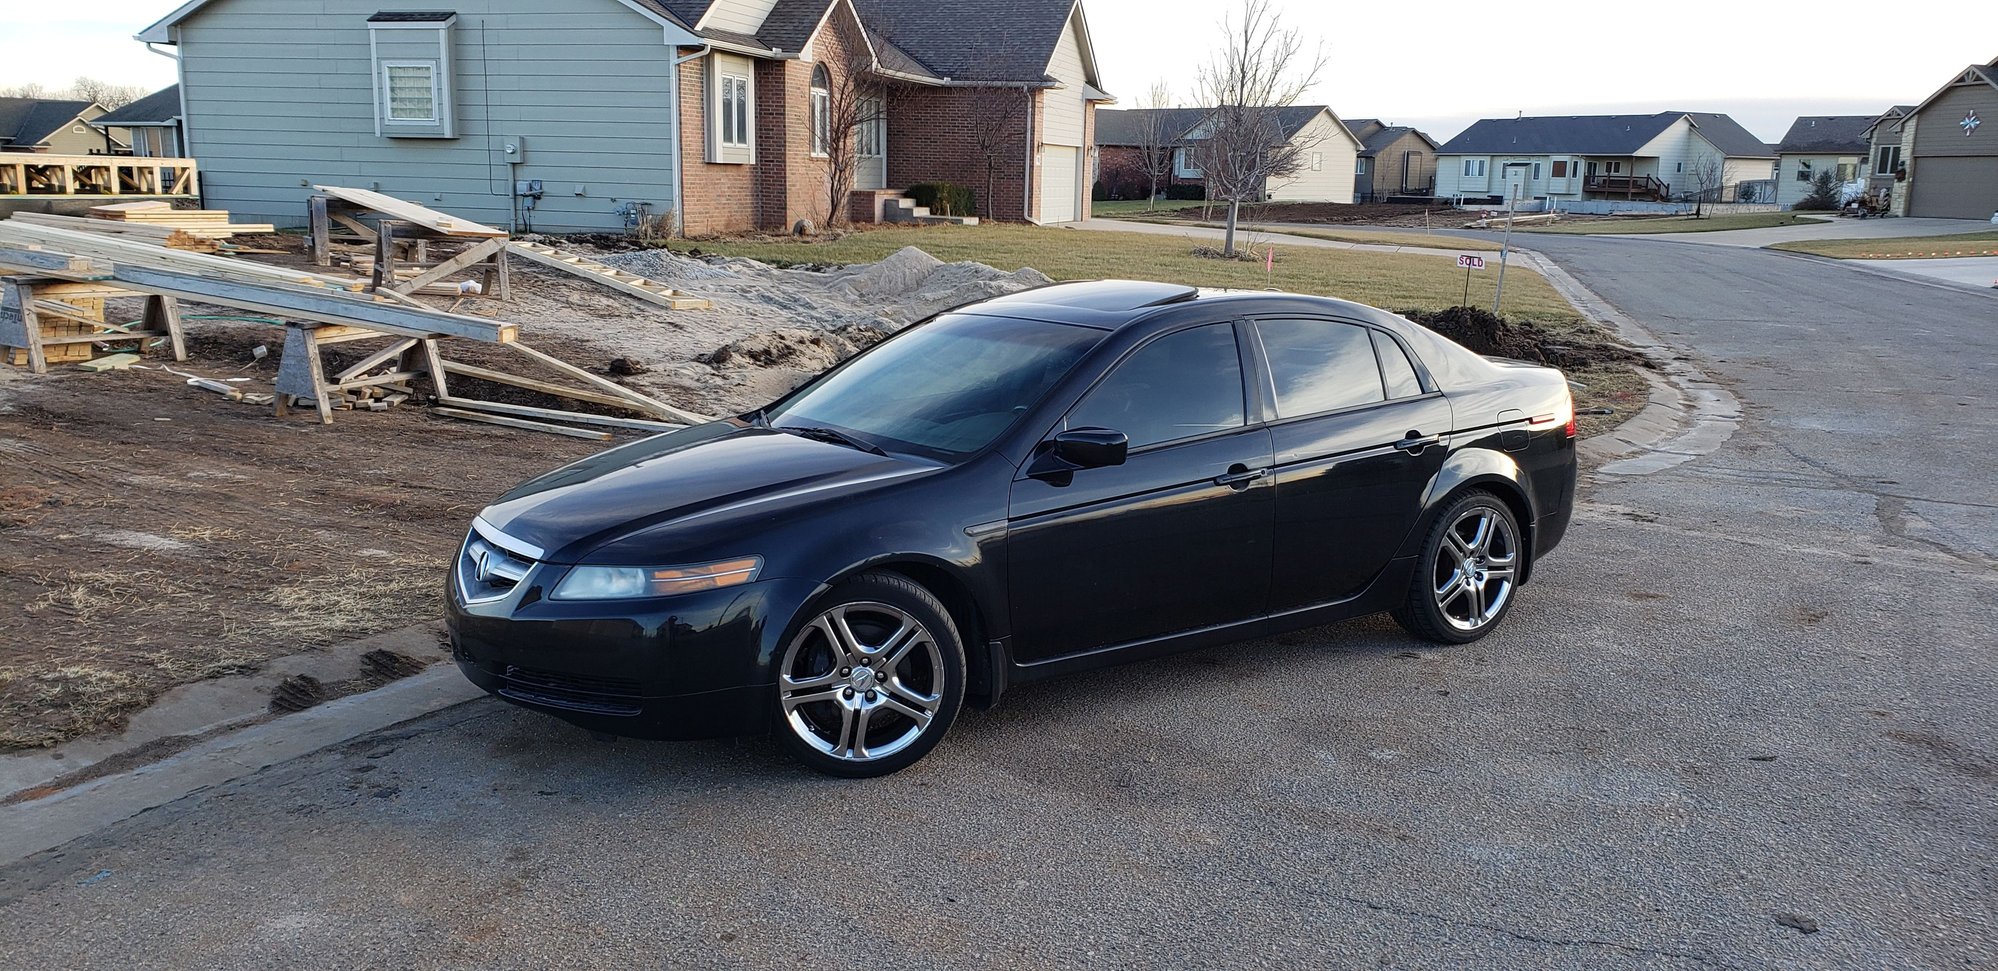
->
<box><xmin>0</xmin><ymin>154</ymin><xmax>200</xmax><ymax>198</ymax></box>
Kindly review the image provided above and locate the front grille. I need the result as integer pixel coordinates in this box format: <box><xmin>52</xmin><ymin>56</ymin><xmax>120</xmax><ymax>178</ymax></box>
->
<box><xmin>457</xmin><ymin>529</ymin><xmax>536</xmax><ymax>603</ymax></box>
<box><xmin>499</xmin><ymin>665</ymin><xmax>644</xmax><ymax>716</ymax></box>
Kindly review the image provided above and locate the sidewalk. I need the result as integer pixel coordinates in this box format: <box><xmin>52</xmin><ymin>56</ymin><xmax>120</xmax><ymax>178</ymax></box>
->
<box><xmin>1852</xmin><ymin>256</ymin><xmax>1998</xmax><ymax>289</ymax></box>
<box><xmin>1609</xmin><ymin>216</ymin><xmax>1993</xmax><ymax>249</ymax></box>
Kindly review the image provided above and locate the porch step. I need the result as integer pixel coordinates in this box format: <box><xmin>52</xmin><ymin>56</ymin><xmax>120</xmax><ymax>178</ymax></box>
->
<box><xmin>882</xmin><ymin>195</ymin><xmax>979</xmax><ymax>226</ymax></box>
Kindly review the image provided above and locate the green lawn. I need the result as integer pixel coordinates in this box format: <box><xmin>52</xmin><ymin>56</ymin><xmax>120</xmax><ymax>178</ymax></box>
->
<box><xmin>1090</xmin><ymin>199</ymin><xmax>1213</xmax><ymax>217</ymax></box>
<box><xmin>1524</xmin><ymin>211</ymin><xmax>1829</xmax><ymax>235</ymax></box>
<box><xmin>675</xmin><ymin>223</ymin><xmax>1584</xmax><ymax>327</ymax></box>
<box><xmin>1767</xmin><ymin>231</ymin><xmax>1998</xmax><ymax>259</ymax></box>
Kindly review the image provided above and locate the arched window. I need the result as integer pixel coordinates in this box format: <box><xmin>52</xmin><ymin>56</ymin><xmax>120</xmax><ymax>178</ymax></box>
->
<box><xmin>810</xmin><ymin>64</ymin><xmax>831</xmax><ymax>156</ymax></box>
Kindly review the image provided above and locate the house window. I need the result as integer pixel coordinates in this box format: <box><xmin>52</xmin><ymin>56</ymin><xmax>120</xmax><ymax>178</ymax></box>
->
<box><xmin>1356</xmin><ymin>158</ymin><xmax>1369</xmax><ymax>175</ymax></box>
<box><xmin>856</xmin><ymin>97</ymin><xmax>884</xmax><ymax>158</ymax></box>
<box><xmin>720</xmin><ymin>74</ymin><xmax>750</xmax><ymax>147</ymax></box>
<box><xmin>1875</xmin><ymin>146</ymin><xmax>1901</xmax><ymax>175</ymax></box>
<box><xmin>383</xmin><ymin>62</ymin><xmax>438</xmax><ymax>123</ymax></box>
<box><xmin>1605</xmin><ymin>160</ymin><xmax>1623</xmax><ymax>174</ymax></box>
<box><xmin>1310</xmin><ymin>152</ymin><xmax>1322</xmax><ymax>172</ymax></box>
<box><xmin>1175</xmin><ymin>147</ymin><xmax>1203</xmax><ymax>179</ymax></box>
<box><xmin>809</xmin><ymin>65</ymin><xmax>830</xmax><ymax>157</ymax></box>
<box><xmin>1531</xmin><ymin>162</ymin><xmax>1542</xmax><ymax>180</ymax></box>
<box><xmin>1462</xmin><ymin>158</ymin><xmax>1487</xmax><ymax>177</ymax></box>
<box><xmin>1551</xmin><ymin>160</ymin><xmax>1569</xmax><ymax>178</ymax></box>
<box><xmin>1796</xmin><ymin>160</ymin><xmax>1812</xmax><ymax>182</ymax></box>
<box><xmin>1675</xmin><ymin>161</ymin><xmax>1684</xmax><ymax>173</ymax></box>
<box><xmin>1835</xmin><ymin>162</ymin><xmax>1857</xmax><ymax>182</ymax></box>
<box><xmin>367</xmin><ymin>13</ymin><xmax>456</xmax><ymax>138</ymax></box>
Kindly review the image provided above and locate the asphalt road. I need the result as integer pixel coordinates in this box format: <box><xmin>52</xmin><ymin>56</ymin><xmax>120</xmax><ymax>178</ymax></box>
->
<box><xmin>3</xmin><ymin>239</ymin><xmax>1994</xmax><ymax>969</ymax></box>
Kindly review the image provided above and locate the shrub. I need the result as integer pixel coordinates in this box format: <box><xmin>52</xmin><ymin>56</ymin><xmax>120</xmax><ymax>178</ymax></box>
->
<box><xmin>907</xmin><ymin>182</ymin><xmax>975</xmax><ymax>217</ymax></box>
<box><xmin>1163</xmin><ymin>183</ymin><xmax>1207</xmax><ymax>200</ymax></box>
<box><xmin>1795</xmin><ymin>169</ymin><xmax>1843</xmax><ymax>210</ymax></box>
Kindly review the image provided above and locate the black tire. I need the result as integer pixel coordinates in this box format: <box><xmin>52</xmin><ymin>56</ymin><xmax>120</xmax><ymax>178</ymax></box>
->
<box><xmin>772</xmin><ymin>571</ymin><xmax>965</xmax><ymax>778</ymax></box>
<box><xmin>1391</xmin><ymin>489</ymin><xmax>1524</xmax><ymax>645</ymax></box>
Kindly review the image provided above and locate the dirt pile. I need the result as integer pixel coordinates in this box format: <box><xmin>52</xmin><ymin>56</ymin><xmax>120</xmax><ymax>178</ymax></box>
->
<box><xmin>698</xmin><ymin>322</ymin><xmax>892</xmax><ymax>372</ymax></box>
<box><xmin>1398</xmin><ymin>306</ymin><xmax>1649</xmax><ymax>371</ymax></box>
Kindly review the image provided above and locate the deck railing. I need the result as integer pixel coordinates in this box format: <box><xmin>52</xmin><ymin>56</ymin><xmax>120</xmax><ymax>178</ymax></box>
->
<box><xmin>0</xmin><ymin>154</ymin><xmax>200</xmax><ymax>198</ymax></box>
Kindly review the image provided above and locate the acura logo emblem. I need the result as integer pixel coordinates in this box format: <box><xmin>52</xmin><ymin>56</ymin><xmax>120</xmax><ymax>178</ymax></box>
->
<box><xmin>470</xmin><ymin>546</ymin><xmax>494</xmax><ymax>583</ymax></box>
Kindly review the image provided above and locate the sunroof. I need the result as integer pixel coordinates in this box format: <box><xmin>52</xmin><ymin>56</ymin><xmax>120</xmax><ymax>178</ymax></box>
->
<box><xmin>983</xmin><ymin>280</ymin><xmax>1200</xmax><ymax>313</ymax></box>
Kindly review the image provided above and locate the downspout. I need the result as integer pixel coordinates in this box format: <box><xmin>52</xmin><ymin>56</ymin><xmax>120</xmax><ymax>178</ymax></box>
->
<box><xmin>671</xmin><ymin>46</ymin><xmax>711</xmax><ymax>237</ymax></box>
<box><xmin>145</xmin><ymin>37</ymin><xmax>197</xmax><ymax>204</ymax></box>
<box><xmin>1021</xmin><ymin>85</ymin><xmax>1034</xmax><ymax>223</ymax></box>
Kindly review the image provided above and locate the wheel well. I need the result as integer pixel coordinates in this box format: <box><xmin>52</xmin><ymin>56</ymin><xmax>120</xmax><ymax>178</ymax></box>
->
<box><xmin>1445</xmin><ymin>478</ymin><xmax>1536</xmax><ymax>581</ymax></box>
<box><xmin>870</xmin><ymin>561</ymin><xmax>994</xmax><ymax>702</ymax></box>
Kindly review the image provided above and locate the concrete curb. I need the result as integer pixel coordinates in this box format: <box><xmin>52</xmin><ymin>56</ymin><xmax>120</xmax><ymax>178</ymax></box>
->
<box><xmin>0</xmin><ymin>666</ymin><xmax>485</xmax><ymax>867</ymax></box>
<box><xmin>1517</xmin><ymin>248</ymin><xmax>1741</xmax><ymax>475</ymax></box>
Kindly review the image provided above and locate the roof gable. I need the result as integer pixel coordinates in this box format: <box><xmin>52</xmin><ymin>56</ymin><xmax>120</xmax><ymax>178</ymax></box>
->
<box><xmin>1905</xmin><ymin>61</ymin><xmax>1998</xmax><ymax>120</ymax></box>
<box><xmin>1775</xmin><ymin>115</ymin><xmax>1872</xmax><ymax>155</ymax></box>
<box><xmin>1675</xmin><ymin>111</ymin><xmax>1774</xmax><ymax>158</ymax></box>
<box><xmin>0</xmin><ymin>98</ymin><xmax>99</xmax><ymax>148</ymax></box>
<box><xmin>1095</xmin><ymin>107</ymin><xmax>1208</xmax><ymax>145</ymax></box>
<box><xmin>92</xmin><ymin>86</ymin><xmax>183</xmax><ymax>127</ymax></box>
<box><xmin>850</xmin><ymin>0</ymin><xmax>1080</xmax><ymax>83</ymax></box>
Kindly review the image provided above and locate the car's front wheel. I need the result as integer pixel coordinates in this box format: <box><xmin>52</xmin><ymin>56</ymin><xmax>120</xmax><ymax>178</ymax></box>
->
<box><xmin>1392</xmin><ymin>490</ymin><xmax>1523</xmax><ymax>644</ymax></box>
<box><xmin>774</xmin><ymin>572</ymin><xmax>965</xmax><ymax>777</ymax></box>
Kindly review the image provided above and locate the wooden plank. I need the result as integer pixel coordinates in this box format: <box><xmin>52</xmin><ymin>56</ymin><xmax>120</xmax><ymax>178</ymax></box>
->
<box><xmin>333</xmin><ymin>337</ymin><xmax>419</xmax><ymax>383</ymax></box>
<box><xmin>144</xmin><ymin>295</ymin><xmax>186</xmax><ymax>362</ymax></box>
<box><xmin>432</xmin><ymin>406</ymin><xmax>613</xmax><ymax>441</ymax></box>
<box><xmin>18</xmin><ymin>282</ymin><xmax>45</xmax><ymax>375</ymax></box>
<box><xmin>0</xmin><ymin>223</ymin><xmax>365</xmax><ymax>291</ymax></box>
<box><xmin>391</xmin><ymin>238</ymin><xmax>505</xmax><ymax>295</ymax></box>
<box><xmin>332</xmin><ymin>370</ymin><xmax>422</xmax><ymax>392</ymax></box>
<box><xmin>0</xmin><ymin>246</ymin><xmax>111</xmax><ymax>276</ymax></box>
<box><xmin>311</xmin><ymin>185</ymin><xmax>507</xmax><ymax>238</ymax></box>
<box><xmin>506</xmin><ymin>340</ymin><xmax>709</xmax><ymax>423</ymax></box>
<box><xmin>438</xmin><ymin>397</ymin><xmax>683</xmax><ymax>431</ymax></box>
<box><xmin>440</xmin><ymin>360</ymin><xmax>639</xmax><ymax>412</ymax></box>
<box><xmin>506</xmin><ymin>241</ymin><xmax>713</xmax><ymax>310</ymax></box>
<box><xmin>308</xmin><ymin>196</ymin><xmax>330</xmax><ymax>267</ymax></box>
<box><xmin>102</xmin><ymin>266</ymin><xmax>517</xmax><ymax>343</ymax></box>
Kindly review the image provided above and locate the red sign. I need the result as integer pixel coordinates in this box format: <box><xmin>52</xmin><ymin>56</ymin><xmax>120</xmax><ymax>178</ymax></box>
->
<box><xmin>1458</xmin><ymin>255</ymin><xmax>1486</xmax><ymax>270</ymax></box>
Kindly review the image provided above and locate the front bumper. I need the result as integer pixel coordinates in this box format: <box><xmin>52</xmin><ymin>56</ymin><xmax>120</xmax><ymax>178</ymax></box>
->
<box><xmin>447</xmin><ymin>565</ymin><xmax>822</xmax><ymax>741</ymax></box>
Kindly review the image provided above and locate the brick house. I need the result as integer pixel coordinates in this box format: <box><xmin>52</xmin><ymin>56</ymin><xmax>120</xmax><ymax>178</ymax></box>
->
<box><xmin>137</xmin><ymin>0</ymin><xmax>1108</xmax><ymax>234</ymax></box>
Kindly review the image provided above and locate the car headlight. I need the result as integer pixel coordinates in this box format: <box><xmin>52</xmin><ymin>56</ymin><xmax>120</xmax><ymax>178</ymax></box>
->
<box><xmin>550</xmin><ymin>556</ymin><xmax>762</xmax><ymax>600</ymax></box>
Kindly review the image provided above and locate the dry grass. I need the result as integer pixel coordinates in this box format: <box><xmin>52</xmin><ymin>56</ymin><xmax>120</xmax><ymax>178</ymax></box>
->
<box><xmin>680</xmin><ymin>223</ymin><xmax>1585</xmax><ymax>330</ymax></box>
<box><xmin>1767</xmin><ymin>231</ymin><xmax>1998</xmax><ymax>259</ymax></box>
<box><xmin>0</xmin><ymin>666</ymin><xmax>154</xmax><ymax>750</ymax></box>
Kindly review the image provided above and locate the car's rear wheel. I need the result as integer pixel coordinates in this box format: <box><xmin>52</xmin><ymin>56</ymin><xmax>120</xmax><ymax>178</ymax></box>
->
<box><xmin>1392</xmin><ymin>490</ymin><xmax>1522</xmax><ymax>644</ymax></box>
<box><xmin>774</xmin><ymin>572</ymin><xmax>964</xmax><ymax>777</ymax></box>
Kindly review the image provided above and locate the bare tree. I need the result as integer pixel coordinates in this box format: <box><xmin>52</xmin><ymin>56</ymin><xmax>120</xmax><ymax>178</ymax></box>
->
<box><xmin>1134</xmin><ymin>79</ymin><xmax>1177</xmax><ymax>210</ymax></box>
<box><xmin>966</xmin><ymin>87</ymin><xmax>1029</xmax><ymax>221</ymax></box>
<box><xmin>69</xmin><ymin>77</ymin><xmax>150</xmax><ymax>110</ymax></box>
<box><xmin>0</xmin><ymin>82</ymin><xmax>50</xmax><ymax>99</ymax></box>
<box><xmin>813</xmin><ymin>48</ymin><xmax>889</xmax><ymax>229</ymax></box>
<box><xmin>1192</xmin><ymin>0</ymin><xmax>1327</xmax><ymax>256</ymax></box>
<box><xmin>1686</xmin><ymin>151</ymin><xmax>1724</xmax><ymax>217</ymax></box>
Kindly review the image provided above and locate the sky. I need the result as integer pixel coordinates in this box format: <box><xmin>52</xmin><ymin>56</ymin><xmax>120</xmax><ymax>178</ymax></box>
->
<box><xmin>3</xmin><ymin>0</ymin><xmax>1995</xmax><ymax>144</ymax></box>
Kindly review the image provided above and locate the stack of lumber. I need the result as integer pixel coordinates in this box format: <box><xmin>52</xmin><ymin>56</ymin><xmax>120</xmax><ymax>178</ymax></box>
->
<box><xmin>9</xmin><ymin>211</ymin><xmax>228</xmax><ymax>254</ymax></box>
<box><xmin>88</xmin><ymin>201</ymin><xmax>276</xmax><ymax>239</ymax></box>
<box><xmin>0</xmin><ymin>220</ymin><xmax>370</xmax><ymax>292</ymax></box>
<box><xmin>2</xmin><ymin>288</ymin><xmax>99</xmax><ymax>366</ymax></box>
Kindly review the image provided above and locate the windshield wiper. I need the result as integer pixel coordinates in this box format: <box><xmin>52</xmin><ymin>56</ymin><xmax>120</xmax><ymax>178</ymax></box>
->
<box><xmin>781</xmin><ymin>425</ymin><xmax>887</xmax><ymax>456</ymax></box>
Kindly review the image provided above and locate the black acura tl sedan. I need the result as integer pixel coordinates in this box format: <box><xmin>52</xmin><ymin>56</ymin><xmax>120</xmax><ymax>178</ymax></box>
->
<box><xmin>448</xmin><ymin>281</ymin><xmax>1577</xmax><ymax>776</ymax></box>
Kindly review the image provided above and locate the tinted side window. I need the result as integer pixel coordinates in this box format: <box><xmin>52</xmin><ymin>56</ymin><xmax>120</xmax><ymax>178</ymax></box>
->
<box><xmin>1373</xmin><ymin>330</ymin><xmax>1425</xmax><ymax>399</ymax></box>
<box><xmin>1256</xmin><ymin>318</ymin><xmax>1385</xmax><ymax>417</ymax></box>
<box><xmin>1068</xmin><ymin>324</ymin><xmax>1245</xmax><ymax>448</ymax></box>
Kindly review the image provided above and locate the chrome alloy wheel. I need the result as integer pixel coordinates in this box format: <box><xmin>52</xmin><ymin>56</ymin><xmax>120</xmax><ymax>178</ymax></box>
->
<box><xmin>778</xmin><ymin>602</ymin><xmax>945</xmax><ymax>762</ymax></box>
<box><xmin>1432</xmin><ymin>507</ymin><xmax>1519</xmax><ymax>632</ymax></box>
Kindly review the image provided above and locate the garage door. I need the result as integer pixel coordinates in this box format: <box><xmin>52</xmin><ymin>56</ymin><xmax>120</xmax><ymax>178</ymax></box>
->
<box><xmin>1909</xmin><ymin>156</ymin><xmax>1998</xmax><ymax>220</ymax></box>
<box><xmin>1041</xmin><ymin>145</ymin><xmax>1079</xmax><ymax>223</ymax></box>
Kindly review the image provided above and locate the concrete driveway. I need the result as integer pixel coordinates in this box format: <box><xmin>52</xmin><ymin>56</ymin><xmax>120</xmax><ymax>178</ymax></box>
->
<box><xmin>1854</xmin><ymin>256</ymin><xmax>1998</xmax><ymax>289</ymax></box>
<box><xmin>1618</xmin><ymin>216</ymin><xmax>1994</xmax><ymax>248</ymax></box>
<box><xmin>1</xmin><ymin>237</ymin><xmax>1993</xmax><ymax>968</ymax></box>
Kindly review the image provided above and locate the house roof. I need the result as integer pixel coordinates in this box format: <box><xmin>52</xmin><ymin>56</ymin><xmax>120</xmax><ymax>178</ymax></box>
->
<box><xmin>1677</xmin><ymin>111</ymin><xmax>1775</xmax><ymax>158</ymax></box>
<box><xmin>93</xmin><ymin>86</ymin><xmax>181</xmax><ymax>127</ymax></box>
<box><xmin>852</xmin><ymin>0</ymin><xmax>1081</xmax><ymax>83</ymax></box>
<box><xmin>755</xmin><ymin>0</ymin><xmax>835</xmax><ymax>53</ymax></box>
<box><xmin>1905</xmin><ymin>58</ymin><xmax>1998</xmax><ymax>121</ymax></box>
<box><xmin>0</xmin><ymin>98</ymin><xmax>98</xmax><ymax>149</ymax></box>
<box><xmin>1438</xmin><ymin>110</ymin><xmax>1772</xmax><ymax>158</ymax></box>
<box><xmin>1094</xmin><ymin>107</ymin><xmax>1207</xmax><ymax>146</ymax></box>
<box><xmin>1353</xmin><ymin>124</ymin><xmax>1437</xmax><ymax>157</ymax></box>
<box><xmin>1775</xmin><ymin>116</ymin><xmax>1873</xmax><ymax>155</ymax></box>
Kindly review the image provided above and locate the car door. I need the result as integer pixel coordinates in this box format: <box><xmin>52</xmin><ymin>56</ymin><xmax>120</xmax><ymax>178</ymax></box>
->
<box><xmin>1253</xmin><ymin>318</ymin><xmax>1455</xmax><ymax>610</ymax></box>
<box><xmin>1006</xmin><ymin>321</ymin><xmax>1275</xmax><ymax>662</ymax></box>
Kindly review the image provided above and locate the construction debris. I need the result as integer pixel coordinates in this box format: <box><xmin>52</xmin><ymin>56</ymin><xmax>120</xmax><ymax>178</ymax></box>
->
<box><xmin>75</xmin><ymin>353</ymin><xmax>141</xmax><ymax>371</ymax></box>
<box><xmin>89</xmin><ymin>201</ymin><xmax>276</xmax><ymax>238</ymax></box>
<box><xmin>509</xmin><ymin>240</ymin><xmax>711</xmax><ymax>310</ymax></box>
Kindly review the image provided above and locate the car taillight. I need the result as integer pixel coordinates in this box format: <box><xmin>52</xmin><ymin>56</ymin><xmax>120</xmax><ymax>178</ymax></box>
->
<box><xmin>1530</xmin><ymin>390</ymin><xmax>1578</xmax><ymax>439</ymax></box>
<box><xmin>1564</xmin><ymin>415</ymin><xmax>1578</xmax><ymax>439</ymax></box>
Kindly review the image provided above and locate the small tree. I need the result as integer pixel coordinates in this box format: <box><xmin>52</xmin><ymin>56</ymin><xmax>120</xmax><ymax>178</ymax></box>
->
<box><xmin>816</xmin><ymin>48</ymin><xmax>889</xmax><ymax>229</ymax></box>
<box><xmin>966</xmin><ymin>87</ymin><xmax>1029</xmax><ymax>221</ymax></box>
<box><xmin>69</xmin><ymin>78</ymin><xmax>149</xmax><ymax>110</ymax></box>
<box><xmin>1134</xmin><ymin>79</ymin><xmax>1177</xmax><ymax>209</ymax></box>
<box><xmin>1796</xmin><ymin>168</ymin><xmax>1843</xmax><ymax>210</ymax></box>
<box><xmin>1686</xmin><ymin>152</ymin><xmax>1724</xmax><ymax>217</ymax></box>
<box><xmin>1192</xmin><ymin>0</ymin><xmax>1327</xmax><ymax>257</ymax></box>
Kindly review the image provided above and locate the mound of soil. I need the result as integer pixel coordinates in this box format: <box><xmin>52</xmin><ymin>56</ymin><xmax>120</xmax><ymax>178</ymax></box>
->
<box><xmin>1398</xmin><ymin>306</ymin><xmax>1649</xmax><ymax>371</ymax></box>
<box><xmin>698</xmin><ymin>322</ymin><xmax>893</xmax><ymax>372</ymax></box>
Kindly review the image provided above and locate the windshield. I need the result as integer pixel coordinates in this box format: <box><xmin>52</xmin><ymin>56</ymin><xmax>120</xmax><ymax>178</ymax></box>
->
<box><xmin>766</xmin><ymin>313</ymin><xmax>1104</xmax><ymax>458</ymax></box>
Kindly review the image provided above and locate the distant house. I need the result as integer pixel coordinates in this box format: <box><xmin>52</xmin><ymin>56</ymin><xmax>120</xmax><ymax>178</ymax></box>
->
<box><xmin>1434</xmin><ymin>111</ymin><xmax>1775</xmax><ymax>206</ymax></box>
<box><xmin>1093</xmin><ymin>104</ymin><xmax>1364</xmax><ymax>203</ymax></box>
<box><xmin>1892</xmin><ymin>54</ymin><xmax>1998</xmax><ymax>220</ymax></box>
<box><xmin>0</xmin><ymin>98</ymin><xmax>121</xmax><ymax>155</ymax></box>
<box><xmin>1342</xmin><ymin>119</ymin><xmax>1438</xmax><ymax>202</ymax></box>
<box><xmin>1859</xmin><ymin>106</ymin><xmax>1913</xmax><ymax>204</ymax></box>
<box><xmin>92</xmin><ymin>86</ymin><xmax>186</xmax><ymax>159</ymax></box>
<box><xmin>1092</xmin><ymin>107</ymin><xmax>1209</xmax><ymax>199</ymax></box>
<box><xmin>1774</xmin><ymin>116</ymin><xmax>1872</xmax><ymax>208</ymax></box>
<box><xmin>137</xmin><ymin>0</ymin><xmax>1110</xmax><ymax>232</ymax></box>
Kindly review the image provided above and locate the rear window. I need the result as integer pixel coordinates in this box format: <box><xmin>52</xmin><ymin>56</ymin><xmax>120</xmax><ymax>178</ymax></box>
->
<box><xmin>1256</xmin><ymin>318</ymin><xmax>1385</xmax><ymax>417</ymax></box>
<box><xmin>1373</xmin><ymin>330</ymin><xmax>1425</xmax><ymax>398</ymax></box>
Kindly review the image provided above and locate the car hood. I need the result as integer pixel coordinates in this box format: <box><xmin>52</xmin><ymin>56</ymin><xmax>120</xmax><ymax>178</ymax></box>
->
<box><xmin>477</xmin><ymin>422</ymin><xmax>936</xmax><ymax>563</ymax></box>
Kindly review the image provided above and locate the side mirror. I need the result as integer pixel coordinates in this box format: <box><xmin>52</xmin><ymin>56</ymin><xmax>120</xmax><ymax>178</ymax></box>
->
<box><xmin>1051</xmin><ymin>427</ymin><xmax>1128</xmax><ymax>470</ymax></box>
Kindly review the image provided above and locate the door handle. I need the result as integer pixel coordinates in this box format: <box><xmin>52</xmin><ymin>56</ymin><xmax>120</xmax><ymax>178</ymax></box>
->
<box><xmin>1393</xmin><ymin>431</ymin><xmax>1442</xmax><ymax>455</ymax></box>
<box><xmin>1214</xmin><ymin>466</ymin><xmax>1270</xmax><ymax>488</ymax></box>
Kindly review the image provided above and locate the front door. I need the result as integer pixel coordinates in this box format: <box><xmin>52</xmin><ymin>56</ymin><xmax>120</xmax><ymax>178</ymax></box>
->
<box><xmin>1006</xmin><ymin>322</ymin><xmax>1274</xmax><ymax>662</ymax></box>
<box><xmin>1251</xmin><ymin>318</ymin><xmax>1454</xmax><ymax>608</ymax></box>
<box><xmin>854</xmin><ymin>97</ymin><xmax>886</xmax><ymax>190</ymax></box>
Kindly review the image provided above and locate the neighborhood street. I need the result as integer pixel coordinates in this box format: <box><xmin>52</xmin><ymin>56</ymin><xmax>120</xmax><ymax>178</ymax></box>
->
<box><xmin>0</xmin><ymin>236</ymin><xmax>1992</xmax><ymax>968</ymax></box>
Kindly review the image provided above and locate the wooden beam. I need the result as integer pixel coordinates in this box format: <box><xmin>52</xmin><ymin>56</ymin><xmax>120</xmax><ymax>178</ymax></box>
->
<box><xmin>506</xmin><ymin>340</ymin><xmax>710</xmax><ymax>423</ymax></box>
<box><xmin>432</xmin><ymin>406</ymin><xmax>613</xmax><ymax>440</ymax></box>
<box><xmin>0</xmin><ymin>246</ymin><xmax>111</xmax><ymax>276</ymax></box>
<box><xmin>440</xmin><ymin>360</ymin><xmax>641</xmax><ymax>412</ymax></box>
<box><xmin>311</xmin><ymin>185</ymin><xmax>508</xmax><ymax>238</ymax></box>
<box><xmin>437</xmin><ymin>397</ymin><xmax>683</xmax><ymax>431</ymax></box>
<box><xmin>391</xmin><ymin>237</ymin><xmax>505</xmax><ymax>295</ymax></box>
<box><xmin>506</xmin><ymin>241</ymin><xmax>712</xmax><ymax>310</ymax></box>
<box><xmin>102</xmin><ymin>265</ymin><xmax>516</xmax><ymax>343</ymax></box>
<box><xmin>332</xmin><ymin>337</ymin><xmax>420</xmax><ymax>383</ymax></box>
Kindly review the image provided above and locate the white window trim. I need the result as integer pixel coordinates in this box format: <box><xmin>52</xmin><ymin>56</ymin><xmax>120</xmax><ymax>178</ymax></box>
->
<box><xmin>1309</xmin><ymin>151</ymin><xmax>1322</xmax><ymax>172</ymax></box>
<box><xmin>809</xmin><ymin>88</ymin><xmax>830</xmax><ymax>158</ymax></box>
<box><xmin>857</xmin><ymin>97</ymin><xmax>884</xmax><ymax>159</ymax></box>
<box><xmin>381</xmin><ymin>60</ymin><xmax>441</xmax><ymax>125</ymax></box>
<box><xmin>719</xmin><ymin>72</ymin><xmax>751</xmax><ymax>149</ymax></box>
<box><xmin>1462</xmin><ymin>158</ymin><xmax>1487</xmax><ymax>177</ymax></box>
<box><xmin>1355</xmin><ymin>158</ymin><xmax>1368</xmax><ymax>175</ymax></box>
